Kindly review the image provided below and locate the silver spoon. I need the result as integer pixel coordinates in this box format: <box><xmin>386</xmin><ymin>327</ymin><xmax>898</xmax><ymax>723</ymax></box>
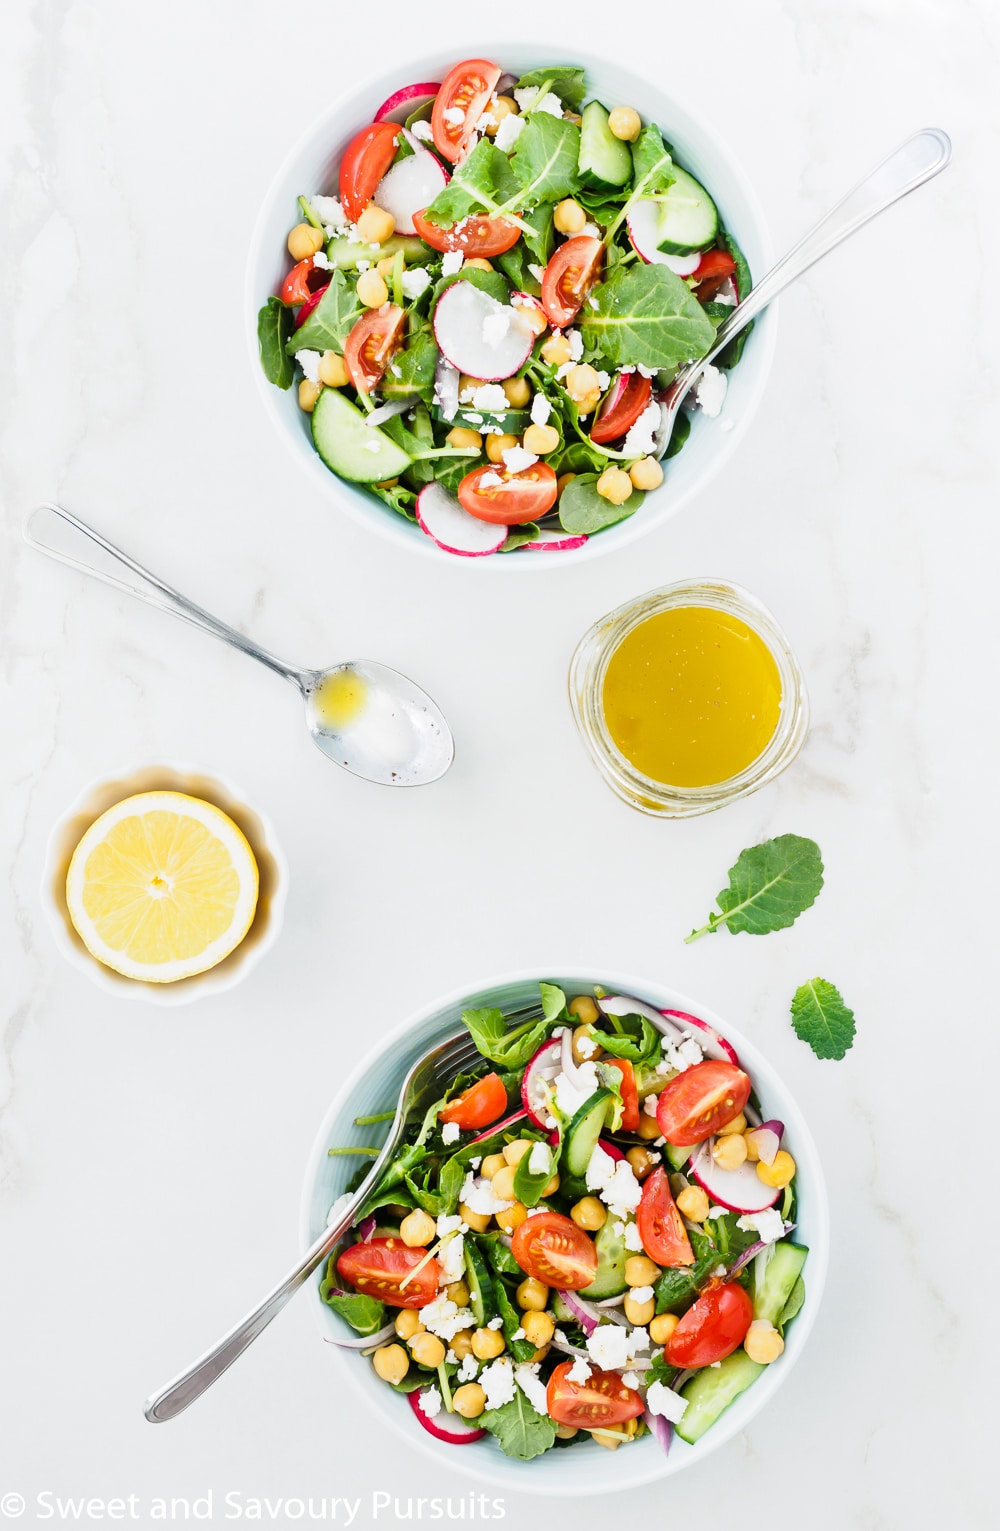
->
<box><xmin>24</xmin><ymin>503</ymin><xmax>454</xmax><ymax>786</ymax></box>
<box><xmin>657</xmin><ymin>127</ymin><xmax>952</xmax><ymax>449</ymax></box>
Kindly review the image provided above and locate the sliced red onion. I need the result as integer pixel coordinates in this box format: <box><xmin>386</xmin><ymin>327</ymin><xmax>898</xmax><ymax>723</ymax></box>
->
<box><xmin>556</xmin><ymin>1288</ymin><xmax>598</xmax><ymax>1336</ymax></box>
<box><xmin>745</xmin><ymin>1120</ymin><xmax>784</xmax><ymax>1166</ymax></box>
<box><xmin>323</xmin><ymin>1319</ymin><xmax>396</xmax><ymax>1350</ymax></box>
<box><xmin>644</xmin><ymin>1410</ymin><xmax>672</xmax><ymax>1456</ymax></box>
<box><xmin>496</xmin><ymin>72</ymin><xmax>517</xmax><ymax>95</ymax></box>
<box><xmin>367</xmin><ymin>396</ymin><xmax>419</xmax><ymax>427</ymax></box>
<box><xmin>594</xmin><ymin>1293</ymin><xmax>626</xmax><ymax>1307</ymax></box>
<box><xmin>357</xmin><ymin>1215</ymin><xmax>377</xmax><ymax>1243</ymax></box>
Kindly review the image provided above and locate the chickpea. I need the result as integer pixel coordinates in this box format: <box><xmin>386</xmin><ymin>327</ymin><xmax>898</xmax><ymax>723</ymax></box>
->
<box><xmin>502</xmin><ymin>375</ymin><xmax>531</xmax><ymax>407</ymax></box>
<box><xmin>523</xmin><ymin>422</ymin><xmax>560</xmax><ymax>455</ymax></box>
<box><xmin>526</xmin><ymin>1343</ymin><xmax>551</xmax><ymax>1364</ymax></box>
<box><xmin>555</xmin><ymin>1423</ymin><xmax>579</xmax><ymax>1440</ymax></box>
<box><xmin>757</xmin><ymin>1149</ymin><xmax>796</xmax><ymax>1189</ymax></box>
<box><xmin>409</xmin><ymin>1331</ymin><xmax>446</xmax><ymax>1369</ymax></box>
<box><xmin>625</xmin><ymin>1255</ymin><xmax>661</xmax><ymax>1287</ymax></box>
<box><xmin>565</xmin><ymin>363</ymin><xmax>600</xmax><ymax>401</ymax></box>
<box><xmin>718</xmin><ymin>1112</ymin><xmax>748</xmax><ymax>1138</ymax></box>
<box><xmin>356</xmin><ymin>268</ymin><xmax>389</xmax><ymax>308</ymax></box>
<box><xmin>297</xmin><ymin>379</ymin><xmax>322</xmax><ymax>413</ymax></box>
<box><xmin>608</xmin><ymin>106</ymin><xmax>642</xmax><ymax>142</ymax></box>
<box><xmin>486</xmin><ymin>431</ymin><xmax>519</xmax><ymax>463</ymax></box>
<box><xmin>713</xmin><ymin>1133</ymin><xmax>748</xmax><ymax>1171</ymax></box>
<box><xmin>471</xmin><ymin>1326</ymin><xmax>506</xmax><ymax>1361</ymax></box>
<box><xmin>591</xmin><ymin>1429</ymin><xmax>621</xmax><ymax>1451</ymax></box>
<box><xmin>515</xmin><ymin>301</ymin><xmax>548</xmax><ymax>337</ymax></box>
<box><xmin>453</xmin><ymin>1382</ymin><xmax>487</xmax><ymax>1418</ymax></box>
<box><xmin>626</xmin><ymin>1146</ymin><xmax>657</xmax><ymax>1180</ymax></box>
<box><xmin>318</xmin><ymin>350</ymin><xmax>349</xmax><ymax>387</ymax></box>
<box><xmin>649</xmin><ymin>1312</ymin><xmax>680</xmax><ymax>1346</ymax></box>
<box><xmin>553</xmin><ymin>198</ymin><xmax>587</xmax><ymax>235</ymax></box>
<box><xmin>446</xmin><ymin>426</ymin><xmax>483</xmax><ymax>452</ymax></box>
<box><xmin>464</xmin><ymin>257</ymin><xmax>494</xmax><ymax>272</ymax></box>
<box><xmin>568</xmin><ymin>995</ymin><xmax>600</xmax><ymax>1025</ymax></box>
<box><xmin>575</xmin><ymin>388</ymin><xmax>601</xmax><ymax>416</ymax></box>
<box><xmin>372</xmin><ymin>1343</ymin><xmax>410</xmax><ymax>1385</ymax></box>
<box><xmin>356</xmin><ymin>204</ymin><xmax>395</xmax><ymax>244</ymax></box>
<box><xmin>287</xmin><ymin>222</ymin><xmax>325</xmax><ymax>261</ymax></box>
<box><xmin>596</xmin><ymin>466</ymin><xmax>633</xmax><ymax>505</ymax></box>
<box><xmin>445</xmin><ymin>1280</ymin><xmax>470</xmax><ymax>1307</ymax></box>
<box><xmin>516</xmin><ymin>1277</ymin><xmax>550</xmax><ymax>1312</ymax></box>
<box><xmin>744</xmin><ymin>1131</ymin><xmax>761</xmax><ymax>1163</ymax></box>
<box><xmin>541</xmin><ymin>1173</ymin><xmax>560</xmax><ymax>1197</ymax></box>
<box><xmin>629</xmin><ymin>456</ymin><xmax>664</xmax><ymax>491</ymax></box>
<box><xmin>624</xmin><ymin>1292</ymin><xmax>656</xmax><ymax>1326</ymax></box>
<box><xmin>495</xmin><ymin>1200</ymin><xmax>528</xmax><ymax>1233</ymax></box>
<box><xmin>459</xmin><ymin>1202</ymin><xmax>491</xmax><ymax>1233</ymax></box>
<box><xmin>482</xmin><ymin>95</ymin><xmax>517</xmax><ymax>134</ymax></box>
<box><xmin>570</xmin><ymin>1022</ymin><xmax>603</xmax><ymax>1064</ymax></box>
<box><xmin>490</xmin><ymin>1164</ymin><xmax>517</xmax><ymax>1202</ymax></box>
<box><xmin>459</xmin><ymin>374</ymin><xmax>486</xmax><ymax>396</ymax></box>
<box><xmin>744</xmin><ymin>1319</ymin><xmax>785</xmax><ymax>1364</ymax></box>
<box><xmin>541</xmin><ymin>332</ymin><xmax>572</xmax><ymax>367</ymax></box>
<box><xmin>400</xmin><ymin>1208</ymin><xmax>436</xmax><ymax>1247</ymax></box>
<box><xmin>394</xmin><ymin>1308</ymin><xmax>425</xmax><ymax>1341</ymax></box>
<box><xmin>637</xmin><ymin>1112</ymin><xmax>661</xmax><ymax>1141</ymax></box>
<box><xmin>376</xmin><ymin>255</ymin><xmax>396</xmax><ymax>278</ymax></box>
<box><xmin>521</xmin><ymin>1310</ymin><xmax>555</xmax><ymax>1348</ymax></box>
<box><xmin>571</xmin><ymin>1196</ymin><xmax>606</xmax><ymax>1231</ymax></box>
<box><xmin>449</xmin><ymin>1329</ymin><xmax>474</xmax><ymax>1360</ymax></box>
<box><xmin>502</xmin><ymin>1139</ymin><xmax>532</xmax><ymax>1167</ymax></box>
<box><xmin>556</xmin><ymin>471</ymin><xmax>577</xmax><ymax>496</ymax></box>
<box><xmin>480</xmin><ymin>1151</ymin><xmax>507</xmax><ymax>1179</ymax></box>
<box><xmin>675</xmin><ymin>1184</ymin><xmax>710</xmax><ymax>1223</ymax></box>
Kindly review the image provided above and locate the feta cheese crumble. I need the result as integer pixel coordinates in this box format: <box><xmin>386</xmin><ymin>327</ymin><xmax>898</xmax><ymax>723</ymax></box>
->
<box><xmin>477</xmin><ymin>470</ymin><xmax>504</xmax><ymax>489</ymax></box>
<box><xmin>400</xmin><ymin>266</ymin><xmax>432</xmax><ymax>300</ymax></box>
<box><xmin>493</xmin><ymin>113</ymin><xmax>525</xmax><ymax>153</ymax></box>
<box><xmin>418</xmin><ymin>1385</ymin><xmax>442</xmax><ymax>1418</ymax></box>
<box><xmin>527</xmin><ymin>262</ymin><xmax>546</xmax><ymax>283</ymax></box>
<box><xmin>528</xmin><ymin>1140</ymin><xmax>552</xmax><ymax>1175</ymax></box>
<box><xmin>457</xmin><ymin>1353</ymin><xmax>480</xmax><ymax>1382</ymax></box>
<box><xmin>460</xmin><ymin>1171</ymin><xmax>513</xmax><ymax>1215</ymax></box>
<box><xmin>311</xmin><ymin>249</ymin><xmax>332</xmax><ymax>271</ymax></box>
<box><xmin>622</xmin><ymin>400</ymin><xmax>661</xmax><ymax>457</ymax></box>
<box><xmin>440</xmin><ymin>1120</ymin><xmax>460</xmax><ymax>1145</ymax></box>
<box><xmin>515</xmin><ymin>1364</ymin><xmax>549</xmax><ymax>1414</ymax></box>
<box><xmin>513</xmin><ymin>87</ymin><xmax>563</xmax><ymax>118</ymax></box>
<box><xmin>441</xmin><ymin>249</ymin><xmax>464</xmax><ymax>276</ymax></box>
<box><xmin>629</xmin><ymin>1285</ymin><xmax>654</xmax><ymax>1305</ymax></box>
<box><xmin>585</xmin><ymin>1145</ymin><xmax>642</xmax><ymax>1217</ymax></box>
<box><xmin>442</xmin><ymin>106</ymin><xmax>465</xmax><ymax>125</ymax></box>
<box><xmin>410</xmin><ymin>119</ymin><xmax>435</xmax><ymax>144</ymax></box>
<box><xmin>311</xmin><ymin>195</ymin><xmax>348</xmax><ymax>229</ymax></box>
<box><xmin>480</xmin><ymin>1358</ymin><xmax>516</xmax><ymax>1410</ymax></box>
<box><xmin>566</xmin><ymin>328</ymin><xmax>584</xmax><ymax>361</ymax></box>
<box><xmin>530</xmin><ymin>392</ymin><xmax>552</xmax><ymax>427</ymax></box>
<box><xmin>553</xmin><ymin>1061</ymin><xmax>600</xmax><ymax>1118</ymax></box>
<box><xmin>295</xmin><ymin>349</ymin><xmax>322</xmax><ymax>384</ymax></box>
<box><xmin>694</xmin><ymin>362</ymin><xmax>727</xmax><ymax>417</ymax></box>
<box><xmin>420</xmin><ymin>1297</ymin><xmax>477</xmax><ymax>1340</ymax></box>
<box><xmin>467</xmin><ymin>382</ymin><xmax>509</xmax><ymax>413</ymax></box>
<box><xmin>501</xmin><ymin>446</ymin><xmax>539</xmax><ymax>475</ymax></box>
<box><xmin>567</xmin><ymin>1356</ymin><xmax>592</xmax><ymax>1384</ymax></box>
<box><xmin>643</xmin><ymin>1093</ymin><xmax>659</xmax><ymax>1117</ymax></box>
<box><xmin>646</xmin><ymin>1380</ymin><xmax>689</xmax><ymax>1423</ymax></box>
<box><xmin>623</xmin><ymin>1221</ymin><xmax>644</xmax><ymax>1251</ymax></box>
<box><xmin>737</xmin><ymin>1208</ymin><xmax>786</xmax><ymax>1244</ymax></box>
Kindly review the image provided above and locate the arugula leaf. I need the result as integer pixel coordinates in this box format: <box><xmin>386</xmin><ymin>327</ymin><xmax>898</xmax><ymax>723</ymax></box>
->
<box><xmin>520</xmin><ymin>203</ymin><xmax>555</xmax><ymax>268</ymax></box>
<box><xmin>551</xmin><ymin>438</ymin><xmax>606</xmax><ymax>476</ymax></box>
<box><xmin>718</xmin><ymin>229</ymin><xmax>754</xmax><ymax>368</ymax></box>
<box><xmin>580</xmin><ymin>263</ymin><xmax>715</xmax><ymax>371</ymax></box>
<box><xmin>791</xmin><ymin>978</ymin><xmax>856</xmax><ymax>1060</ymax></box>
<box><xmin>285</xmin><ymin>271</ymin><xmax>361</xmax><ymax>355</ymax></box>
<box><xmin>707</xmin><ymin>1211</ymin><xmax>759</xmax><ymax>1265</ymax></box>
<box><xmin>590</xmin><ymin>1010</ymin><xmax>661</xmax><ymax>1065</ymax></box>
<box><xmin>370</xmin><ymin>482</ymin><xmax>417</xmax><ymax>519</ymax></box>
<box><xmin>513</xmin><ymin>1139</ymin><xmax>556</xmax><ymax>1207</ymax></box>
<box><xmin>462</xmin><ymin>1006</ymin><xmax>552</xmax><ymax>1069</ymax></box>
<box><xmin>493</xmin><ymin>1281</ymin><xmax>538</xmax><ymax>1363</ymax></box>
<box><xmin>318</xmin><ymin>1264</ymin><xmax>386</xmax><ymax>1336</ymax></box>
<box><xmin>477</xmin><ymin>1232</ymin><xmax>523</xmax><ymax>1278</ymax></box>
<box><xmin>646</xmin><ymin>1352</ymin><xmax>680</xmax><ymax>1389</ymax></box>
<box><xmin>539</xmin><ymin>983</ymin><xmax>569</xmax><ymax>1022</ymax></box>
<box><xmin>558</xmin><ymin>472</ymin><xmax>643</xmax><ymax>534</ymax></box>
<box><xmin>421</xmin><ymin>139</ymin><xmax>520</xmax><ymax>228</ymax></box>
<box><xmin>686</xmin><ymin>834</ymin><xmax>825</xmax><ymax>942</ymax></box>
<box><xmin>654</xmin><ymin>1253</ymin><xmax>718</xmax><ymax>1314</ymax></box>
<box><xmin>382</xmin><ymin>328</ymin><xmax>438</xmax><ymax>401</ymax></box>
<box><xmin>256</xmin><ymin>297</ymin><xmax>295</xmax><ymax>389</ymax></box>
<box><xmin>513</xmin><ymin>66</ymin><xmax>587</xmax><ymax>112</ymax></box>
<box><xmin>499</xmin><ymin>522</ymin><xmax>541</xmax><ymax>553</ymax></box>
<box><xmin>480</xmin><ymin>1391</ymin><xmax>557</xmax><ymax>1460</ymax></box>
<box><xmin>508</xmin><ymin>115</ymin><xmax>581</xmax><ymax>210</ymax></box>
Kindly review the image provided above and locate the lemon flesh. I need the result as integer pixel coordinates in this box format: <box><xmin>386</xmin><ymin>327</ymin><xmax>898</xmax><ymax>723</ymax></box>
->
<box><xmin>65</xmin><ymin>791</ymin><xmax>259</xmax><ymax>983</ymax></box>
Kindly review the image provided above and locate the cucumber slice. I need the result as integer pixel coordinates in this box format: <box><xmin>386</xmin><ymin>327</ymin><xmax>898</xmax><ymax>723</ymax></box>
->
<box><xmin>753</xmin><ymin>1242</ymin><xmax>808</xmax><ymax>1326</ymax></box>
<box><xmin>578</xmin><ymin>101</ymin><xmax>632</xmax><ymax>190</ymax></box>
<box><xmin>655</xmin><ymin>166</ymin><xmax>719</xmax><ymax>255</ymax></box>
<box><xmin>324</xmin><ymin>233</ymin><xmax>432</xmax><ymax>272</ymax></box>
<box><xmin>552</xmin><ymin>1292</ymin><xmax>577</xmax><ymax>1326</ymax></box>
<box><xmin>432</xmin><ymin>407</ymin><xmax>531</xmax><ymax>436</ymax></box>
<box><xmin>675</xmin><ymin>1350</ymin><xmax>765</xmax><ymax>1443</ymax></box>
<box><xmin>463</xmin><ymin>1239</ymin><xmax>496</xmax><ymax>1325</ymax></box>
<box><xmin>665</xmin><ymin>1142</ymin><xmax>693</xmax><ymax>1171</ymax></box>
<box><xmin>580</xmin><ymin>1216</ymin><xmax>627</xmax><ymax>1299</ymax></box>
<box><xmin>311</xmin><ymin>388</ymin><xmax>414</xmax><ymax>483</ymax></box>
<box><xmin>563</xmin><ymin>1088</ymin><xmax>614</xmax><ymax>1178</ymax></box>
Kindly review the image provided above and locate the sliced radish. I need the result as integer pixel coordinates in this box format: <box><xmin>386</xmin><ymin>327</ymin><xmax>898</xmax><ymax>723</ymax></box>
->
<box><xmin>745</xmin><ymin>1120</ymin><xmax>784</xmax><ymax>1167</ymax></box>
<box><xmin>522</xmin><ymin>1038</ymin><xmax>563</xmax><ymax>1128</ymax></box>
<box><xmin>662</xmin><ymin>1010</ymin><xmax>740</xmax><ymax>1067</ymax></box>
<box><xmin>408</xmin><ymin>1388</ymin><xmax>486</xmax><ymax>1444</ymax></box>
<box><xmin>524</xmin><ymin>527</ymin><xmax>588</xmax><ymax>552</ymax></box>
<box><xmin>627</xmin><ymin>203</ymin><xmax>703</xmax><ymax>274</ymax></box>
<box><xmin>416</xmin><ymin>483</ymin><xmax>506</xmax><ymax>557</ymax></box>
<box><xmin>375</xmin><ymin>83</ymin><xmax>441</xmax><ymax>124</ymax></box>
<box><xmin>688</xmin><ymin>1138</ymin><xmax>780</xmax><ymax>1214</ymax></box>
<box><xmin>511</xmin><ymin>289</ymin><xmax>545</xmax><ymax>322</ymax></box>
<box><xmin>376</xmin><ymin>149</ymin><xmax>449</xmax><ymax>236</ymax></box>
<box><xmin>470</xmin><ymin>1108</ymin><xmax>528</xmax><ymax>1145</ymax></box>
<box><xmin>433</xmin><ymin>280</ymin><xmax>533</xmax><ymax>381</ymax></box>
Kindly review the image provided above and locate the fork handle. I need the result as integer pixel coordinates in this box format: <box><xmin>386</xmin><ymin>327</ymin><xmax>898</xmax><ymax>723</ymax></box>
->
<box><xmin>700</xmin><ymin>127</ymin><xmax>951</xmax><ymax>371</ymax></box>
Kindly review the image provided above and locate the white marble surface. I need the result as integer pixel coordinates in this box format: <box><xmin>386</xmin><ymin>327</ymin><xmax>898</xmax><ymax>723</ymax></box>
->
<box><xmin>1</xmin><ymin>1</ymin><xmax>996</xmax><ymax>1525</ymax></box>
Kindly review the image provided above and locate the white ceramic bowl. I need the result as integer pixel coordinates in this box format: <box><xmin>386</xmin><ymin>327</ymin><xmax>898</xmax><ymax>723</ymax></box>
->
<box><xmin>41</xmin><ymin>762</ymin><xmax>288</xmax><ymax>1006</ymax></box>
<box><xmin>300</xmin><ymin>968</ymin><xmax>828</xmax><ymax>1493</ymax></box>
<box><xmin>247</xmin><ymin>49</ymin><xmax>776</xmax><ymax>568</ymax></box>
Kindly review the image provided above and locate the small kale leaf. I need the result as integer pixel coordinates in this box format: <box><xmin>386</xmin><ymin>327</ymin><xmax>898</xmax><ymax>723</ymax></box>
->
<box><xmin>479</xmin><ymin>1391</ymin><xmax>557</xmax><ymax>1460</ymax></box>
<box><xmin>508</xmin><ymin>114</ymin><xmax>581</xmax><ymax>209</ymax></box>
<box><xmin>421</xmin><ymin>139</ymin><xmax>520</xmax><ymax>228</ymax></box>
<box><xmin>791</xmin><ymin>978</ymin><xmax>856</xmax><ymax>1060</ymax></box>
<box><xmin>686</xmin><ymin>833</ymin><xmax>824</xmax><ymax>942</ymax></box>
<box><xmin>580</xmin><ymin>262</ymin><xmax>715</xmax><ymax>372</ymax></box>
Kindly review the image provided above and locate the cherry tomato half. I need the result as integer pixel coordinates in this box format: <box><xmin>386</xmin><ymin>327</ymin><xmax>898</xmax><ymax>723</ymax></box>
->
<box><xmin>691</xmin><ymin>247</ymin><xmax>737</xmax><ymax>302</ymax></box>
<box><xmin>546</xmin><ymin>1362</ymin><xmax>645</xmax><ymax>1429</ymax></box>
<box><xmin>337</xmin><ymin>1237</ymin><xmax>440</xmax><ymax>1309</ymax></box>
<box><xmin>656</xmin><ymin>1060</ymin><xmax>751</xmax><ymax>1147</ymax></box>
<box><xmin>411</xmin><ymin>208</ymin><xmax>522</xmax><ymax>258</ymax></box>
<box><xmin>440</xmin><ymin>1072</ymin><xmax>507</xmax><ymax>1130</ymax></box>
<box><xmin>431</xmin><ymin>58</ymin><xmax>502</xmax><ymax>163</ymax></box>
<box><xmin>343</xmin><ymin>304</ymin><xmax>406</xmax><ymax>394</ymax></box>
<box><xmin>637</xmin><ymin>1167</ymin><xmax>694</xmax><ymax>1267</ymax></box>
<box><xmin>458</xmin><ymin>462</ymin><xmax>558</xmax><ymax>525</ymax></box>
<box><xmin>281</xmin><ymin>259</ymin><xmax>321</xmax><ymax>306</ymax></box>
<box><xmin>512</xmin><ymin>1211</ymin><xmax>598</xmax><ymax>1290</ymax></box>
<box><xmin>540</xmin><ymin>236</ymin><xmax>603</xmax><ymax>328</ymax></box>
<box><xmin>664</xmin><ymin>1281</ymin><xmax>754</xmax><ymax>1368</ymax></box>
<box><xmin>590</xmin><ymin>370</ymin><xmax>652</xmax><ymax>445</ymax></box>
<box><xmin>339</xmin><ymin>122</ymin><xmax>401</xmax><ymax>222</ymax></box>
<box><xmin>604</xmin><ymin>1058</ymin><xmax>640</xmax><ymax>1133</ymax></box>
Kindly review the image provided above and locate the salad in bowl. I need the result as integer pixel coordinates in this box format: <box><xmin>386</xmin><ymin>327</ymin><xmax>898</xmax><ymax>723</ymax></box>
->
<box><xmin>309</xmin><ymin>979</ymin><xmax>820</xmax><ymax>1483</ymax></box>
<box><xmin>255</xmin><ymin>58</ymin><xmax>758</xmax><ymax>560</ymax></box>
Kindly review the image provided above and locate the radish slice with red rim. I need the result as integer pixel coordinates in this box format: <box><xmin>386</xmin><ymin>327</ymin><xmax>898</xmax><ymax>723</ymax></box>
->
<box><xmin>626</xmin><ymin>202</ymin><xmax>703</xmax><ymax>273</ymax></box>
<box><xmin>524</xmin><ymin>527</ymin><xmax>588</xmax><ymax>551</ymax></box>
<box><xmin>416</xmin><ymin>483</ymin><xmax>507</xmax><ymax>557</ymax></box>
<box><xmin>470</xmin><ymin>1108</ymin><xmax>528</xmax><ymax>1144</ymax></box>
<box><xmin>521</xmin><ymin>1038</ymin><xmax>563</xmax><ymax>1128</ymax></box>
<box><xmin>374</xmin><ymin>83</ymin><xmax>441</xmax><ymax>124</ymax></box>
<box><xmin>433</xmin><ymin>280</ymin><xmax>534</xmax><ymax>381</ymax></box>
<box><xmin>407</xmin><ymin>1389</ymin><xmax>486</xmax><ymax>1443</ymax></box>
<box><xmin>688</xmin><ymin>1138</ymin><xmax>781</xmax><ymax>1214</ymax></box>
<box><xmin>375</xmin><ymin>150</ymin><xmax>449</xmax><ymax>236</ymax></box>
<box><xmin>661</xmin><ymin>1009</ymin><xmax>740</xmax><ymax>1067</ymax></box>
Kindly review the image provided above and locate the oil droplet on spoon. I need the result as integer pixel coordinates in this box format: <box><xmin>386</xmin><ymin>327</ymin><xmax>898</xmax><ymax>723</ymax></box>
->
<box><xmin>310</xmin><ymin>669</ymin><xmax>369</xmax><ymax>732</ymax></box>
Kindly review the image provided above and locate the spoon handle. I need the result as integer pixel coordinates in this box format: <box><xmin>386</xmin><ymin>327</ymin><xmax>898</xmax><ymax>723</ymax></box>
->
<box><xmin>700</xmin><ymin>127</ymin><xmax>952</xmax><ymax>371</ymax></box>
<box><xmin>24</xmin><ymin>503</ymin><xmax>305</xmax><ymax>687</ymax></box>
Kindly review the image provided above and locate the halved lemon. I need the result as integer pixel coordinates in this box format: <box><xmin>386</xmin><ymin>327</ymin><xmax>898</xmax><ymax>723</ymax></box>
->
<box><xmin>65</xmin><ymin>791</ymin><xmax>259</xmax><ymax>983</ymax></box>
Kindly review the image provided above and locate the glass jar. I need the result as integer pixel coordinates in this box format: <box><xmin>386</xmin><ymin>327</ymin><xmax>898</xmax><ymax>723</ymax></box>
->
<box><xmin>569</xmin><ymin>579</ymin><xmax>809</xmax><ymax>818</ymax></box>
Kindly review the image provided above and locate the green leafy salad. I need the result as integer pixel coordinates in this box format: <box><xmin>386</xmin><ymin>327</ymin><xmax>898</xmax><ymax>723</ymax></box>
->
<box><xmin>321</xmin><ymin>982</ymin><xmax>808</xmax><ymax>1460</ymax></box>
<box><xmin>256</xmin><ymin>58</ymin><xmax>753</xmax><ymax>557</ymax></box>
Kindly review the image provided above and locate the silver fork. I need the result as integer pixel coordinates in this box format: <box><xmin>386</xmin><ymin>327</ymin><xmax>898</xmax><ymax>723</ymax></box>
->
<box><xmin>144</xmin><ymin>1008</ymin><xmax>539</xmax><ymax>1422</ymax></box>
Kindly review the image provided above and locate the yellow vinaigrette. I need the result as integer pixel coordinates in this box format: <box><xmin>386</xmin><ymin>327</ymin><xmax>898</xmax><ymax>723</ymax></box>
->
<box><xmin>310</xmin><ymin>669</ymin><xmax>369</xmax><ymax>731</ymax></box>
<box><xmin>601</xmin><ymin>606</ymin><xmax>782</xmax><ymax>788</ymax></box>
